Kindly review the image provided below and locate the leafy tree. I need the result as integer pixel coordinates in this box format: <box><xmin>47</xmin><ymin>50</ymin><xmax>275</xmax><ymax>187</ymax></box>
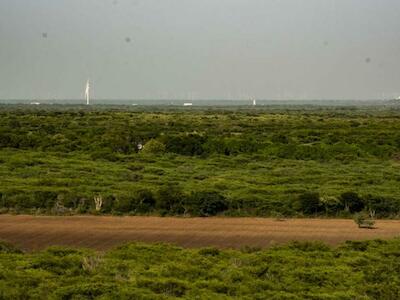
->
<box><xmin>319</xmin><ymin>195</ymin><xmax>341</xmax><ymax>214</ymax></box>
<box><xmin>340</xmin><ymin>192</ymin><xmax>364</xmax><ymax>213</ymax></box>
<box><xmin>186</xmin><ymin>191</ymin><xmax>228</xmax><ymax>216</ymax></box>
<box><xmin>98</xmin><ymin>195</ymin><xmax>115</xmax><ymax>213</ymax></box>
<box><xmin>134</xmin><ymin>189</ymin><xmax>156</xmax><ymax>213</ymax></box>
<box><xmin>156</xmin><ymin>186</ymin><xmax>185</xmax><ymax>215</ymax></box>
<box><xmin>295</xmin><ymin>192</ymin><xmax>322</xmax><ymax>215</ymax></box>
<box><xmin>363</xmin><ymin>195</ymin><xmax>399</xmax><ymax>217</ymax></box>
<box><xmin>113</xmin><ymin>195</ymin><xmax>134</xmax><ymax>213</ymax></box>
<box><xmin>32</xmin><ymin>191</ymin><xmax>58</xmax><ymax>209</ymax></box>
<box><xmin>142</xmin><ymin>139</ymin><xmax>166</xmax><ymax>154</ymax></box>
<box><xmin>163</xmin><ymin>134</ymin><xmax>206</xmax><ymax>156</ymax></box>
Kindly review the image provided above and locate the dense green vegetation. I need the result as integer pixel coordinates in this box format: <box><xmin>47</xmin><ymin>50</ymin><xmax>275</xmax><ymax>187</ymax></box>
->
<box><xmin>1</xmin><ymin>238</ymin><xmax>400</xmax><ymax>299</ymax></box>
<box><xmin>1</xmin><ymin>105</ymin><xmax>400</xmax><ymax>217</ymax></box>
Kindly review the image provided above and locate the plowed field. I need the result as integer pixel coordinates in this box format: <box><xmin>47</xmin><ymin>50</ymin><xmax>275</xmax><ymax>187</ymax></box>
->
<box><xmin>1</xmin><ymin>215</ymin><xmax>399</xmax><ymax>251</ymax></box>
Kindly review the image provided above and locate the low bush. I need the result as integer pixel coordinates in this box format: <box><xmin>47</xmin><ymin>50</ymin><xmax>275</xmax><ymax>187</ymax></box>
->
<box><xmin>156</xmin><ymin>185</ymin><xmax>185</xmax><ymax>215</ymax></box>
<box><xmin>354</xmin><ymin>212</ymin><xmax>375</xmax><ymax>229</ymax></box>
<box><xmin>0</xmin><ymin>241</ymin><xmax>23</xmax><ymax>254</ymax></box>
<box><xmin>185</xmin><ymin>191</ymin><xmax>228</xmax><ymax>216</ymax></box>
<box><xmin>1</xmin><ymin>239</ymin><xmax>400</xmax><ymax>299</ymax></box>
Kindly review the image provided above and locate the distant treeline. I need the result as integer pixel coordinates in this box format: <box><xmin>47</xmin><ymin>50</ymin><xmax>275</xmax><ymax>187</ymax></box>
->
<box><xmin>1</xmin><ymin>188</ymin><xmax>399</xmax><ymax>218</ymax></box>
<box><xmin>0</xmin><ymin>109</ymin><xmax>400</xmax><ymax>160</ymax></box>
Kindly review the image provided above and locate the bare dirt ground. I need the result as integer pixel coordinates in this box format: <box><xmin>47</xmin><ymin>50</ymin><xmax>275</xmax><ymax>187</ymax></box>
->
<box><xmin>0</xmin><ymin>215</ymin><xmax>399</xmax><ymax>251</ymax></box>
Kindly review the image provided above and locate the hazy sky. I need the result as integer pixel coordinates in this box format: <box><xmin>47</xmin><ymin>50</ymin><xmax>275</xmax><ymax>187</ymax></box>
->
<box><xmin>0</xmin><ymin>0</ymin><xmax>400</xmax><ymax>100</ymax></box>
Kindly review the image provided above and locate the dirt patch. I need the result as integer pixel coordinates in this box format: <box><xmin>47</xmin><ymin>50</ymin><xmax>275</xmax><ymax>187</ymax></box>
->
<box><xmin>0</xmin><ymin>215</ymin><xmax>399</xmax><ymax>251</ymax></box>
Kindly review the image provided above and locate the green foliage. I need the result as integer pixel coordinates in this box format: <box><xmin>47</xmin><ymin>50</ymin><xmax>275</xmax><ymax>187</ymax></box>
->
<box><xmin>363</xmin><ymin>195</ymin><xmax>400</xmax><ymax>217</ymax></box>
<box><xmin>354</xmin><ymin>212</ymin><xmax>375</xmax><ymax>229</ymax></box>
<box><xmin>142</xmin><ymin>139</ymin><xmax>166</xmax><ymax>154</ymax></box>
<box><xmin>137</xmin><ymin>278</ymin><xmax>187</xmax><ymax>297</ymax></box>
<box><xmin>1</xmin><ymin>239</ymin><xmax>400</xmax><ymax>299</ymax></box>
<box><xmin>112</xmin><ymin>194</ymin><xmax>135</xmax><ymax>213</ymax></box>
<box><xmin>90</xmin><ymin>149</ymin><xmax>119</xmax><ymax>162</ymax></box>
<box><xmin>162</xmin><ymin>134</ymin><xmax>206</xmax><ymax>156</ymax></box>
<box><xmin>186</xmin><ymin>191</ymin><xmax>228</xmax><ymax>216</ymax></box>
<box><xmin>340</xmin><ymin>192</ymin><xmax>364</xmax><ymax>213</ymax></box>
<box><xmin>1</xmin><ymin>106</ymin><xmax>400</xmax><ymax>217</ymax></box>
<box><xmin>295</xmin><ymin>192</ymin><xmax>322</xmax><ymax>215</ymax></box>
<box><xmin>134</xmin><ymin>189</ymin><xmax>156</xmax><ymax>213</ymax></box>
<box><xmin>0</xmin><ymin>241</ymin><xmax>23</xmax><ymax>254</ymax></box>
<box><xmin>286</xmin><ymin>241</ymin><xmax>331</xmax><ymax>252</ymax></box>
<box><xmin>156</xmin><ymin>185</ymin><xmax>185</xmax><ymax>215</ymax></box>
<box><xmin>198</xmin><ymin>247</ymin><xmax>221</xmax><ymax>256</ymax></box>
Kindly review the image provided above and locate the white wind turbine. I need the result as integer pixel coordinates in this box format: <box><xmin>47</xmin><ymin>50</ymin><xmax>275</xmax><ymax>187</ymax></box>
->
<box><xmin>85</xmin><ymin>79</ymin><xmax>90</xmax><ymax>105</ymax></box>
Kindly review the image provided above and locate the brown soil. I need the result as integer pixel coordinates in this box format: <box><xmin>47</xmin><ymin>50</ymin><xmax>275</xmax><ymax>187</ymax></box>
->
<box><xmin>0</xmin><ymin>215</ymin><xmax>399</xmax><ymax>251</ymax></box>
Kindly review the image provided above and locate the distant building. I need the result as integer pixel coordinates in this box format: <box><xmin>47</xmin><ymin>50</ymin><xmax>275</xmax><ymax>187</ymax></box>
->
<box><xmin>30</xmin><ymin>101</ymin><xmax>40</xmax><ymax>105</ymax></box>
<box><xmin>183</xmin><ymin>103</ymin><xmax>193</xmax><ymax>107</ymax></box>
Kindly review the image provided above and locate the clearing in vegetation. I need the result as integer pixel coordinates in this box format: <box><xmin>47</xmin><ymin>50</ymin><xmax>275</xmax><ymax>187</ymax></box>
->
<box><xmin>0</xmin><ymin>215</ymin><xmax>400</xmax><ymax>251</ymax></box>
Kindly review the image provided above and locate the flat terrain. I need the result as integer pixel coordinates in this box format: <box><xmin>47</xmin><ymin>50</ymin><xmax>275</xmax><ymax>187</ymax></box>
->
<box><xmin>0</xmin><ymin>215</ymin><xmax>399</xmax><ymax>251</ymax></box>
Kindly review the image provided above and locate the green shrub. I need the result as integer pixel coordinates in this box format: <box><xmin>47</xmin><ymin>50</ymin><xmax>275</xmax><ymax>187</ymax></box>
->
<box><xmin>90</xmin><ymin>150</ymin><xmax>119</xmax><ymax>162</ymax></box>
<box><xmin>363</xmin><ymin>195</ymin><xmax>400</xmax><ymax>217</ymax></box>
<box><xmin>340</xmin><ymin>192</ymin><xmax>364</xmax><ymax>213</ymax></box>
<box><xmin>186</xmin><ymin>191</ymin><xmax>228</xmax><ymax>216</ymax></box>
<box><xmin>113</xmin><ymin>195</ymin><xmax>135</xmax><ymax>213</ymax></box>
<box><xmin>1</xmin><ymin>239</ymin><xmax>400</xmax><ymax>298</ymax></box>
<box><xmin>142</xmin><ymin>139</ymin><xmax>166</xmax><ymax>154</ymax></box>
<box><xmin>134</xmin><ymin>189</ymin><xmax>156</xmax><ymax>213</ymax></box>
<box><xmin>137</xmin><ymin>278</ymin><xmax>187</xmax><ymax>297</ymax></box>
<box><xmin>33</xmin><ymin>191</ymin><xmax>58</xmax><ymax>209</ymax></box>
<box><xmin>198</xmin><ymin>247</ymin><xmax>220</xmax><ymax>256</ymax></box>
<box><xmin>0</xmin><ymin>241</ymin><xmax>23</xmax><ymax>254</ymax></box>
<box><xmin>156</xmin><ymin>185</ymin><xmax>185</xmax><ymax>215</ymax></box>
<box><xmin>319</xmin><ymin>195</ymin><xmax>342</xmax><ymax>214</ymax></box>
<box><xmin>287</xmin><ymin>241</ymin><xmax>331</xmax><ymax>252</ymax></box>
<box><xmin>55</xmin><ymin>283</ymin><xmax>117</xmax><ymax>299</ymax></box>
<box><xmin>354</xmin><ymin>212</ymin><xmax>375</xmax><ymax>229</ymax></box>
<box><xmin>163</xmin><ymin>134</ymin><xmax>206</xmax><ymax>156</ymax></box>
<box><xmin>295</xmin><ymin>192</ymin><xmax>322</xmax><ymax>215</ymax></box>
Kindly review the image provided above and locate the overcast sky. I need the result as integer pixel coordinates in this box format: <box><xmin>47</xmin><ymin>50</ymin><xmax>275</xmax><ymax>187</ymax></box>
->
<box><xmin>0</xmin><ymin>0</ymin><xmax>400</xmax><ymax>100</ymax></box>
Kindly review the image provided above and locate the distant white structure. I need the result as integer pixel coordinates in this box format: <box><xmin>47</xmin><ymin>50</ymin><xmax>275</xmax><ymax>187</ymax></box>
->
<box><xmin>84</xmin><ymin>79</ymin><xmax>90</xmax><ymax>105</ymax></box>
<box><xmin>252</xmin><ymin>99</ymin><xmax>257</xmax><ymax>106</ymax></box>
<box><xmin>30</xmin><ymin>101</ymin><xmax>40</xmax><ymax>105</ymax></box>
<box><xmin>183</xmin><ymin>102</ymin><xmax>193</xmax><ymax>106</ymax></box>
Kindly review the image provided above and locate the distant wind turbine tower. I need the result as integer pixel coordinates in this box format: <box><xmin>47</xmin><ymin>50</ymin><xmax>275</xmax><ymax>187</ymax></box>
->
<box><xmin>85</xmin><ymin>79</ymin><xmax>90</xmax><ymax>105</ymax></box>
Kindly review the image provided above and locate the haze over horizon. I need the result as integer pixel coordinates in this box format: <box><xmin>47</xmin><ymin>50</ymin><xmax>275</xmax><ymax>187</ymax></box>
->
<box><xmin>0</xmin><ymin>0</ymin><xmax>400</xmax><ymax>101</ymax></box>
